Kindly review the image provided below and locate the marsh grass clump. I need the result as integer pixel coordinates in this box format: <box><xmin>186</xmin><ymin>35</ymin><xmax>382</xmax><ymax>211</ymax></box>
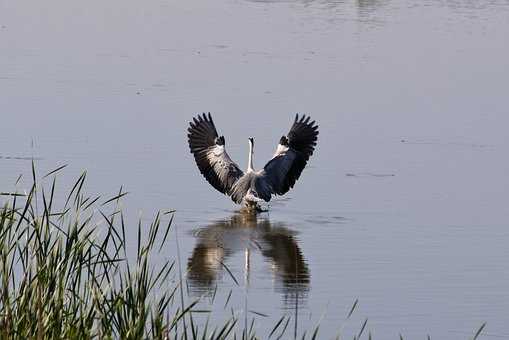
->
<box><xmin>0</xmin><ymin>165</ymin><xmax>233</xmax><ymax>339</ymax></box>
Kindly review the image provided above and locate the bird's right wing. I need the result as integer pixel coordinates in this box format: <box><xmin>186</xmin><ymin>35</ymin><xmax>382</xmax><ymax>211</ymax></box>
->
<box><xmin>261</xmin><ymin>114</ymin><xmax>319</xmax><ymax>196</ymax></box>
<box><xmin>188</xmin><ymin>113</ymin><xmax>244</xmax><ymax>195</ymax></box>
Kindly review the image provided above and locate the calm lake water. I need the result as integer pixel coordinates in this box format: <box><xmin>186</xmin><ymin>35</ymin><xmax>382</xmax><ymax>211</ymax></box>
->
<box><xmin>1</xmin><ymin>0</ymin><xmax>509</xmax><ymax>338</ymax></box>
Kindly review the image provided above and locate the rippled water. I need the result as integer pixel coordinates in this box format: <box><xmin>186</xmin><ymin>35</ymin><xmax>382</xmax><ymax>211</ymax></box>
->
<box><xmin>1</xmin><ymin>0</ymin><xmax>509</xmax><ymax>338</ymax></box>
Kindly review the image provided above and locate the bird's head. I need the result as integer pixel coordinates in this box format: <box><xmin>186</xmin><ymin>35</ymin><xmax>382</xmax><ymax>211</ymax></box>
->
<box><xmin>248</xmin><ymin>137</ymin><xmax>254</xmax><ymax>145</ymax></box>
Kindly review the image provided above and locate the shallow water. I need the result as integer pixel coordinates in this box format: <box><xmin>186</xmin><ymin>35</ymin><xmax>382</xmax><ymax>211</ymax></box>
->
<box><xmin>1</xmin><ymin>0</ymin><xmax>509</xmax><ymax>338</ymax></box>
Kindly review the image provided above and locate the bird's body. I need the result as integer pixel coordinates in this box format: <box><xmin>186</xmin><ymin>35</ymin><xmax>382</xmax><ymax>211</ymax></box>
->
<box><xmin>187</xmin><ymin>113</ymin><xmax>318</xmax><ymax>211</ymax></box>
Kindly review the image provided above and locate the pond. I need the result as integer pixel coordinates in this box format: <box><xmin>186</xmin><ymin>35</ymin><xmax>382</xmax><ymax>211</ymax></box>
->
<box><xmin>1</xmin><ymin>0</ymin><xmax>509</xmax><ymax>338</ymax></box>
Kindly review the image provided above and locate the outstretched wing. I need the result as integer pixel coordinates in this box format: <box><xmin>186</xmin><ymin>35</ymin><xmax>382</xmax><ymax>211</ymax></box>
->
<box><xmin>261</xmin><ymin>114</ymin><xmax>319</xmax><ymax>196</ymax></box>
<box><xmin>188</xmin><ymin>113</ymin><xmax>244</xmax><ymax>195</ymax></box>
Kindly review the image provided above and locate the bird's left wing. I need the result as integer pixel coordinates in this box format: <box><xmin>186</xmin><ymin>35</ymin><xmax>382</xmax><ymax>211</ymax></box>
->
<box><xmin>260</xmin><ymin>114</ymin><xmax>319</xmax><ymax>197</ymax></box>
<box><xmin>188</xmin><ymin>113</ymin><xmax>244</xmax><ymax>195</ymax></box>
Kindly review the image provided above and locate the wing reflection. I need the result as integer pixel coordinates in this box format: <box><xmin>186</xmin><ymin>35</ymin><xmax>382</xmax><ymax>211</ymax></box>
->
<box><xmin>187</xmin><ymin>213</ymin><xmax>310</xmax><ymax>304</ymax></box>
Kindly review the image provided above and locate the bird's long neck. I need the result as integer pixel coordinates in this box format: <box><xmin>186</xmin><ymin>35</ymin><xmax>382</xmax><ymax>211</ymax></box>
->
<box><xmin>247</xmin><ymin>139</ymin><xmax>254</xmax><ymax>172</ymax></box>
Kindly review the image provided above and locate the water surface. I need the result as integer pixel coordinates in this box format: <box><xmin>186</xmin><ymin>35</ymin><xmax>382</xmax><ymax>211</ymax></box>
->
<box><xmin>1</xmin><ymin>0</ymin><xmax>509</xmax><ymax>338</ymax></box>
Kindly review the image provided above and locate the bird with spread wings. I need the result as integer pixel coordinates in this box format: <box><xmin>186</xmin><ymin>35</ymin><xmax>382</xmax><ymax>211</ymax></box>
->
<box><xmin>187</xmin><ymin>113</ymin><xmax>318</xmax><ymax>211</ymax></box>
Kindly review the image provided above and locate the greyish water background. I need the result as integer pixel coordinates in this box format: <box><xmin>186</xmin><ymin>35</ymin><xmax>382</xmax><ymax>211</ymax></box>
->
<box><xmin>1</xmin><ymin>0</ymin><xmax>509</xmax><ymax>338</ymax></box>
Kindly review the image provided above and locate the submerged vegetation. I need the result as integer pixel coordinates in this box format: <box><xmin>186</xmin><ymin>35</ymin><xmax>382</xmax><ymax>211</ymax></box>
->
<box><xmin>0</xmin><ymin>164</ymin><xmax>487</xmax><ymax>339</ymax></box>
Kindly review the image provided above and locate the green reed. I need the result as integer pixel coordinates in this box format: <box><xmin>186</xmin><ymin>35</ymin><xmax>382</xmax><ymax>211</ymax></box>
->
<box><xmin>0</xmin><ymin>164</ymin><xmax>215</xmax><ymax>339</ymax></box>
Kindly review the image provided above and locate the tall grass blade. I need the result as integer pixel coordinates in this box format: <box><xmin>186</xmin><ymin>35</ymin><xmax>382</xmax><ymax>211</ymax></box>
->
<box><xmin>472</xmin><ymin>322</ymin><xmax>486</xmax><ymax>340</ymax></box>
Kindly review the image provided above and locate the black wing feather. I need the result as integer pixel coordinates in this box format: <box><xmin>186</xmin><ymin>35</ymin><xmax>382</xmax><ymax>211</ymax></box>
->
<box><xmin>263</xmin><ymin>114</ymin><xmax>319</xmax><ymax>195</ymax></box>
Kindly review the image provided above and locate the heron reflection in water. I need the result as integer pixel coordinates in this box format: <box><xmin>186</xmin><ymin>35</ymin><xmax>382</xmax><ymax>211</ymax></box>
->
<box><xmin>187</xmin><ymin>213</ymin><xmax>310</xmax><ymax>305</ymax></box>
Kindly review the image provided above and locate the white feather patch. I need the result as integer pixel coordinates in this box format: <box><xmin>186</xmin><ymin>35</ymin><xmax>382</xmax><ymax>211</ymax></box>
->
<box><xmin>272</xmin><ymin>144</ymin><xmax>289</xmax><ymax>158</ymax></box>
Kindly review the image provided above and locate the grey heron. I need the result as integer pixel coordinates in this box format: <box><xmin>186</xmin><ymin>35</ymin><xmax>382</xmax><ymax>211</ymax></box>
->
<box><xmin>187</xmin><ymin>113</ymin><xmax>319</xmax><ymax>211</ymax></box>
